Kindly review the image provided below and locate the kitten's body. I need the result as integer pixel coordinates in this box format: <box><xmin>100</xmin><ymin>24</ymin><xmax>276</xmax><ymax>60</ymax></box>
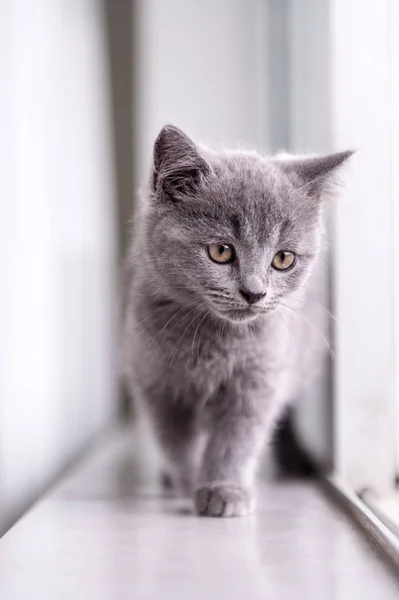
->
<box><xmin>123</xmin><ymin>126</ymin><xmax>351</xmax><ymax>517</ymax></box>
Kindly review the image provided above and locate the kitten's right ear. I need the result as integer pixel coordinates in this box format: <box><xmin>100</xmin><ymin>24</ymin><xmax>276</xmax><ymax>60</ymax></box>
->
<box><xmin>152</xmin><ymin>125</ymin><xmax>211</xmax><ymax>201</ymax></box>
<box><xmin>276</xmin><ymin>150</ymin><xmax>354</xmax><ymax>199</ymax></box>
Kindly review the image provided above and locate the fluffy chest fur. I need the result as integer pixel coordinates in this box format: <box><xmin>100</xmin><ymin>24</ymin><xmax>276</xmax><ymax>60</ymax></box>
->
<box><xmin>126</xmin><ymin>288</ymin><xmax>296</xmax><ymax>406</ymax></box>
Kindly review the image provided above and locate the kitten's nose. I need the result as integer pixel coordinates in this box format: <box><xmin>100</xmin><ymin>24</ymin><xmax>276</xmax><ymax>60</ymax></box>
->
<box><xmin>239</xmin><ymin>288</ymin><xmax>266</xmax><ymax>305</ymax></box>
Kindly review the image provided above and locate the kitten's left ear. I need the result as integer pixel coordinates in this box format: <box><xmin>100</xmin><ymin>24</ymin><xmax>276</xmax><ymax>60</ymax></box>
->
<box><xmin>276</xmin><ymin>150</ymin><xmax>354</xmax><ymax>197</ymax></box>
<box><xmin>152</xmin><ymin>125</ymin><xmax>211</xmax><ymax>201</ymax></box>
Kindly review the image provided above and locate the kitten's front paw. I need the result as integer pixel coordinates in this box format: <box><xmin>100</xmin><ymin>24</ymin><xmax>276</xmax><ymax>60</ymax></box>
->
<box><xmin>195</xmin><ymin>483</ymin><xmax>255</xmax><ymax>517</ymax></box>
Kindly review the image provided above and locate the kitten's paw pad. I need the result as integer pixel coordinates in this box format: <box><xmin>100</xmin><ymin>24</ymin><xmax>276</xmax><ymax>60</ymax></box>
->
<box><xmin>195</xmin><ymin>483</ymin><xmax>255</xmax><ymax>517</ymax></box>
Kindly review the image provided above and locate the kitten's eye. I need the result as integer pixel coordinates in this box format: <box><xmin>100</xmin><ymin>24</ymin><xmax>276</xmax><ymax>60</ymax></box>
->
<box><xmin>272</xmin><ymin>251</ymin><xmax>296</xmax><ymax>271</ymax></box>
<box><xmin>207</xmin><ymin>243</ymin><xmax>235</xmax><ymax>264</ymax></box>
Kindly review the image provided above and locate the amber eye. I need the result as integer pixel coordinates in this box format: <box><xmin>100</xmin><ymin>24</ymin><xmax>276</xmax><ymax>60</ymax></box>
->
<box><xmin>207</xmin><ymin>243</ymin><xmax>235</xmax><ymax>264</ymax></box>
<box><xmin>272</xmin><ymin>251</ymin><xmax>296</xmax><ymax>271</ymax></box>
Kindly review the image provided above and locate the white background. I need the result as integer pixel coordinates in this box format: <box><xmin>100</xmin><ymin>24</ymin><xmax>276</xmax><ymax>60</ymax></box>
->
<box><xmin>332</xmin><ymin>0</ymin><xmax>396</xmax><ymax>491</ymax></box>
<box><xmin>134</xmin><ymin>0</ymin><xmax>270</xmax><ymax>184</ymax></box>
<box><xmin>0</xmin><ymin>0</ymin><xmax>118</xmax><ymax>529</ymax></box>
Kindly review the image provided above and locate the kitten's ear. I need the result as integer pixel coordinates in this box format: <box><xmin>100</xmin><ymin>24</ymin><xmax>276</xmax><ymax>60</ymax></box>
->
<box><xmin>276</xmin><ymin>150</ymin><xmax>354</xmax><ymax>198</ymax></box>
<box><xmin>152</xmin><ymin>125</ymin><xmax>211</xmax><ymax>201</ymax></box>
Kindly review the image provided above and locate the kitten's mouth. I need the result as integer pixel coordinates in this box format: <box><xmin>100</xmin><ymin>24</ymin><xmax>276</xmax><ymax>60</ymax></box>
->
<box><xmin>214</xmin><ymin>306</ymin><xmax>269</xmax><ymax>323</ymax></box>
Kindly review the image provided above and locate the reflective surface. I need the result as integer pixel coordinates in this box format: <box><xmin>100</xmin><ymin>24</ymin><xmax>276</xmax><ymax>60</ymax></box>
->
<box><xmin>0</xmin><ymin>427</ymin><xmax>398</xmax><ymax>599</ymax></box>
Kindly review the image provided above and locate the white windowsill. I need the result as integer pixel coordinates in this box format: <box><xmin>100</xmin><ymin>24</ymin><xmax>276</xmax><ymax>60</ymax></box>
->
<box><xmin>325</xmin><ymin>476</ymin><xmax>399</xmax><ymax>571</ymax></box>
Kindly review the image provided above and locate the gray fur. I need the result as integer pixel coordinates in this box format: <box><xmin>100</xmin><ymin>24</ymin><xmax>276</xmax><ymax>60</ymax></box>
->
<box><xmin>123</xmin><ymin>125</ymin><xmax>351</xmax><ymax>517</ymax></box>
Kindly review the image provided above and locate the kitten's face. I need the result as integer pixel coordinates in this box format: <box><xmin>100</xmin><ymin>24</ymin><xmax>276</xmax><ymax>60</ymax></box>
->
<box><xmin>145</xmin><ymin>126</ymin><xmax>351</xmax><ymax>324</ymax></box>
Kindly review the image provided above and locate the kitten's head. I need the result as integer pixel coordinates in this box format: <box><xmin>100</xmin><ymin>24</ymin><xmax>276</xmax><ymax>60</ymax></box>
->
<box><xmin>143</xmin><ymin>125</ymin><xmax>352</xmax><ymax>324</ymax></box>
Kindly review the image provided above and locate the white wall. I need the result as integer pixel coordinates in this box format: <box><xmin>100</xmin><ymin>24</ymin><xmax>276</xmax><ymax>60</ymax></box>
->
<box><xmin>0</xmin><ymin>0</ymin><xmax>118</xmax><ymax>530</ymax></box>
<box><xmin>390</xmin><ymin>0</ymin><xmax>399</xmax><ymax>478</ymax></box>
<box><xmin>288</xmin><ymin>0</ymin><xmax>398</xmax><ymax>490</ymax></box>
<box><xmin>331</xmin><ymin>0</ymin><xmax>396</xmax><ymax>491</ymax></box>
<box><xmin>134</xmin><ymin>0</ymin><xmax>270</xmax><ymax>184</ymax></box>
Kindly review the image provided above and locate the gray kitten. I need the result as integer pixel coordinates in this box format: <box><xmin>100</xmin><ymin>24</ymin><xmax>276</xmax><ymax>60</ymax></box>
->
<box><xmin>123</xmin><ymin>125</ymin><xmax>351</xmax><ymax>517</ymax></box>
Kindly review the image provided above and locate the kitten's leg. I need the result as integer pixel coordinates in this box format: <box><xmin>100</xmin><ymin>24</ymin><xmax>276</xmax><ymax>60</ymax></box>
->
<box><xmin>196</xmin><ymin>382</ymin><xmax>276</xmax><ymax>517</ymax></box>
<box><xmin>149</xmin><ymin>401</ymin><xmax>205</xmax><ymax>494</ymax></box>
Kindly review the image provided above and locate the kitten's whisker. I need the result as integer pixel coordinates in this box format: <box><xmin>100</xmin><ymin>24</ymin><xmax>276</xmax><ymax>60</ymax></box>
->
<box><xmin>208</xmin><ymin>287</ymin><xmax>232</xmax><ymax>295</ymax></box>
<box><xmin>275</xmin><ymin>309</ymin><xmax>291</xmax><ymax>351</ymax></box>
<box><xmin>191</xmin><ymin>309</ymin><xmax>211</xmax><ymax>367</ymax></box>
<box><xmin>168</xmin><ymin>309</ymin><xmax>206</xmax><ymax>367</ymax></box>
<box><xmin>278</xmin><ymin>302</ymin><xmax>336</xmax><ymax>360</ymax></box>
<box><xmin>189</xmin><ymin>307</ymin><xmax>208</xmax><ymax>366</ymax></box>
<box><xmin>131</xmin><ymin>304</ymin><xmax>169</xmax><ymax>332</ymax></box>
<box><xmin>148</xmin><ymin>304</ymin><xmax>191</xmax><ymax>350</ymax></box>
<box><xmin>208</xmin><ymin>292</ymin><xmax>233</xmax><ymax>300</ymax></box>
<box><xmin>218</xmin><ymin>319</ymin><xmax>228</xmax><ymax>348</ymax></box>
<box><xmin>285</xmin><ymin>295</ymin><xmax>338</xmax><ymax>323</ymax></box>
<box><xmin>150</xmin><ymin>305</ymin><xmax>199</xmax><ymax>362</ymax></box>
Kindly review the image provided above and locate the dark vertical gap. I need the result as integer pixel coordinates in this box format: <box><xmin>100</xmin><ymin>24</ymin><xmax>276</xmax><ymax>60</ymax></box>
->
<box><xmin>103</xmin><ymin>0</ymin><xmax>134</xmax><ymax>260</ymax></box>
<box><xmin>267</xmin><ymin>0</ymin><xmax>310</xmax><ymax>476</ymax></box>
<box><xmin>103</xmin><ymin>0</ymin><xmax>135</xmax><ymax>420</ymax></box>
<box><xmin>289</xmin><ymin>0</ymin><xmax>334</xmax><ymax>472</ymax></box>
<box><xmin>268</xmin><ymin>1</ymin><xmax>333</xmax><ymax>475</ymax></box>
<box><xmin>319</xmin><ymin>0</ymin><xmax>335</xmax><ymax>472</ymax></box>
